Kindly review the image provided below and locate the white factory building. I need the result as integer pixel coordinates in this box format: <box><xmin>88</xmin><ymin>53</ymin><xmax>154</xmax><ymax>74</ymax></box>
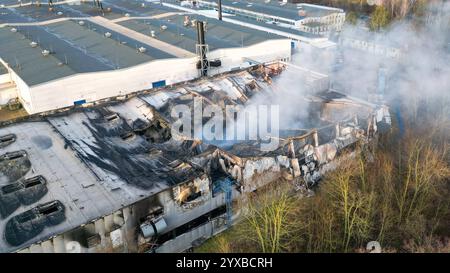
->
<box><xmin>0</xmin><ymin>2</ymin><xmax>292</xmax><ymax>115</ymax></box>
<box><xmin>179</xmin><ymin>0</ymin><xmax>345</xmax><ymax>36</ymax></box>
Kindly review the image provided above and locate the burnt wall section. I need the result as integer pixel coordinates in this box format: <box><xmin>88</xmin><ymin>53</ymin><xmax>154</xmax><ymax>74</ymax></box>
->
<box><xmin>5</xmin><ymin>200</ymin><xmax>65</xmax><ymax>247</ymax></box>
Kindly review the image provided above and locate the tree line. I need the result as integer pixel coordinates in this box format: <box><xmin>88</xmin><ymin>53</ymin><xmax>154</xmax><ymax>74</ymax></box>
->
<box><xmin>296</xmin><ymin>0</ymin><xmax>435</xmax><ymax>30</ymax></box>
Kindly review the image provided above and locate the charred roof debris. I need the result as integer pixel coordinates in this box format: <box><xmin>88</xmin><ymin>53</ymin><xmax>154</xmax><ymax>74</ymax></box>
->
<box><xmin>0</xmin><ymin>63</ymin><xmax>391</xmax><ymax>253</ymax></box>
<box><xmin>0</xmin><ymin>175</ymin><xmax>48</xmax><ymax>219</ymax></box>
<box><xmin>5</xmin><ymin>200</ymin><xmax>65</xmax><ymax>247</ymax></box>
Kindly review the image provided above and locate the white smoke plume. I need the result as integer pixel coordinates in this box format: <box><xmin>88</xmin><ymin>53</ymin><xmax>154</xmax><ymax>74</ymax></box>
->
<box><xmin>275</xmin><ymin>1</ymin><xmax>450</xmax><ymax>130</ymax></box>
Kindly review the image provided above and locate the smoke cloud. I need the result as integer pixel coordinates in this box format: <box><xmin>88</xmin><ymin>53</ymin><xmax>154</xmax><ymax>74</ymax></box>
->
<box><xmin>274</xmin><ymin>1</ymin><xmax>449</xmax><ymax>131</ymax></box>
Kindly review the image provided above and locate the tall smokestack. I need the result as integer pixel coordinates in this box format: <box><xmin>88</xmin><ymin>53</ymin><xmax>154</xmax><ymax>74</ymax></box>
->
<box><xmin>218</xmin><ymin>0</ymin><xmax>222</xmax><ymax>20</ymax></box>
<box><xmin>196</xmin><ymin>21</ymin><xmax>208</xmax><ymax>76</ymax></box>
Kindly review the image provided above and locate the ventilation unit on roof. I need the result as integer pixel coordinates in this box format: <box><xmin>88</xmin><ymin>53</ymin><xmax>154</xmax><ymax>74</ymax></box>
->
<box><xmin>57</xmin><ymin>11</ymin><xmax>63</xmax><ymax>16</ymax></box>
<box><xmin>104</xmin><ymin>113</ymin><xmax>120</xmax><ymax>122</ymax></box>
<box><xmin>141</xmin><ymin>3</ymin><xmax>146</xmax><ymax>7</ymax></box>
<box><xmin>30</xmin><ymin>41</ymin><xmax>38</xmax><ymax>48</ymax></box>
<box><xmin>105</xmin><ymin>32</ymin><xmax>112</xmax><ymax>38</ymax></box>
<box><xmin>160</xmin><ymin>25</ymin><xmax>167</xmax><ymax>31</ymax></box>
<box><xmin>78</xmin><ymin>20</ymin><xmax>85</xmax><ymax>26</ymax></box>
<box><xmin>10</xmin><ymin>28</ymin><xmax>17</xmax><ymax>33</ymax></box>
<box><xmin>0</xmin><ymin>134</ymin><xmax>16</xmax><ymax>148</ymax></box>
<box><xmin>138</xmin><ymin>46</ymin><xmax>147</xmax><ymax>53</ymax></box>
<box><xmin>150</xmin><ymin>30</ymin><xmax>156</xmax><ymax>37</ymax></box>
<box><xmin>125</xmin><ymin>13</ymin><xmax>130</xmax><ymax>17</ymax></box>
<box><xmin>1</xmin><ymin>150</ymin><xmax>27</xmax><ymax>161</ymax></box>
<box><xmin>120</xmin><ymin>132</ymin><xmax>135</xmax><ymax>141</ymax></box>
<box><xmin>41</xmin><ymin>50</ymin><xmax>50</xmax><ymax>57</ymax></box>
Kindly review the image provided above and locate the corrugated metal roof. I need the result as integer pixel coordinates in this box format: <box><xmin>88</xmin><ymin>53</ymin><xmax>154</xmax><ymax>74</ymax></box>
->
<box><xmin>0</xmin><ymin>19</ymin><xmax>175</xmax><ymax>86</ymax></box>
<box><xmin>119</xmin><ymin>13</ymin><xmax>283</xmax><ymax>53</ymax></box>
<box><xmin>0</xmin><ymin>1</ymin><xmax>290</xmax><ymax>86</ymax></box>
<box><xmin>0</xmin><ymin>27</ymin><xmax>77</xmax><ymax>86</ymax></box>
<box><xmin>0</xmin><ymin>0</ymin><xmax>180</xmax><ymax>24</ymax></box>
<box><xmin>225</xmin><ymin>14</ymin><xmax>322</xmax><ymax>39</ymax></box>
<box><xmin>196</xmin><ymin>0</ymin><xmax>342</xmax><ymax>21</ymax></box>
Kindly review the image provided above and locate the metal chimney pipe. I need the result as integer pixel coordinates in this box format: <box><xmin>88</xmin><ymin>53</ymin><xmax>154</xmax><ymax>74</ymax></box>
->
<box><xmin>218</xmin><ymin>0</ymin><xmax>223</xmax><ymax>20</ymax></box>
<box><xmin>196</xmin><ymin>21</ymin><xmax>206</xmax><ymax>45</ymax></box>
<box><xmin>196</xmin><ymin>21</ymin><xmax>208</xmax><ymax>76</ymax></box>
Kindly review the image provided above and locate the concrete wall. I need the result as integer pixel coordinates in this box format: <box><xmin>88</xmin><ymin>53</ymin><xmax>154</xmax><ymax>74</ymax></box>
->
<box><xmin>20</xmin><ymin>39</ymin><xmax>291</xmax><ymax>114</ymax></box>
<box><xmin>28</xmin><ymin>57</ymin><xmax>198</xmax><ymax>114</ymax></box>
<box><xmin>0</xmin><ymin>74</ymin><xmax>10</xmax><ymax>85</ymax></box>
<box><xmin>296</xmin><ymin>13</ymin><xmax>346</xmax><ymax>35</ymax></box>
<box><xmin>0</xmin><ymin>58</ymin><xmax>31</xmax><ymax>111</ymax></box>
<box><xmin>0</xmin><ymin>85</ymin><xmax>18</xmax><ymax>106</ymax></box>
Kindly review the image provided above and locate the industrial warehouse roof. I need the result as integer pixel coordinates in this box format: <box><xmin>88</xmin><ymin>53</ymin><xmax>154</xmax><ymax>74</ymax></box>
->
<box><xmin>0</xmin><ymin>1</ymin><xmax>294</xmax><ymax>86</ymax></box>
<box><xmin>0</xmin><ymin>62</ymin><xmax>390</xmax><ymax>252</ymax></box>
<box><xmin>118</xmin><ymin>13</ymin><xmax>282</xmax><ymax>53</ymax></box>
<box><xmin>0</xmin><ymin>69</ymin><xmax>264</xmax><ymax>253</ymax></box>
<box><xmin>159</xmin><ymin>0</ymin><xmax>327</xmax><ymax>41</ymax></box>
<box><xmin>0</xmin><ymin>0</ymin><xmax>181</xmax><ymax>24</ymax></box>
<box><xmin>223</xmin><ymin>14</ymin><xmax>322</xmax><ymax>39</ymax></box>
<box><xmin>0</xmin><ymin>20</ymin><xmax>174</xmax><ymax>86</ymax></box>
<box><xmin>194</xmin><ymin>0</ymin><xmax>344</xmax><ymax>21</ymax></box>
<box><xmin>0</xmin><ymin>62</ymin><xmax>7</xmax><ymax>75</ymax></box>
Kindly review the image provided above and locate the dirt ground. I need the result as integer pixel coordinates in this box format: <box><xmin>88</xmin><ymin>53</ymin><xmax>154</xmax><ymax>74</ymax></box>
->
<box><xmin>0</xmin><ymin>108</ymin><xmax>28</xmax><ymax>123</ymax></box>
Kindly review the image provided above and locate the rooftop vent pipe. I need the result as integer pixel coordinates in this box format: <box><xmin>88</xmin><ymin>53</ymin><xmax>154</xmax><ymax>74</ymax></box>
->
<box><xmin>196</xmin><ymin>21</ymin><xmax>208</xmax><ymax>77</ymax></box>
<box><xmin>218</xmin><ymin>0</ymin><xmax>222</xmax><ymax>20</ymax></box>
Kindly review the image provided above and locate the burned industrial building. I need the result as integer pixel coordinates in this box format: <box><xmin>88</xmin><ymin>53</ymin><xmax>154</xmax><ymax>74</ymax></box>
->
<box><xmin>0</xmin><ymin>0</ymin><xmax>398</xmax><ymax>254</ymax></box>
<box><xmin>0</xmin><ymin>62</ymin><xmax>390</xmax><ymax>253</ymax></box>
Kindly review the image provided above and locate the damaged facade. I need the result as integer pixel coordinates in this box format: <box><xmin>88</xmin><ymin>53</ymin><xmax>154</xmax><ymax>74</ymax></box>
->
<box><xmin>0</xmin><ymin>63</ymin><xmax>390</xmax><ymax>253</ymax></box>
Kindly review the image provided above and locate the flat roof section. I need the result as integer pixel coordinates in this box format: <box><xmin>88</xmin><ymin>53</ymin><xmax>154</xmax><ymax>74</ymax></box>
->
<box><xmin>160</xmin><ymin>0</ymin><xmax>325</xmax><ymax>41</ymax></box>
<box><xmin>0</xmin><ymin>1</ymin><xmax>182</xmax><ymax>24</ymax></box>
<box><xmin>0</xmin><ymin>121</ymin><xmax>124</xmax><ymax>252</ymax></box>
<box><xmin>118</xmin><ymin>13</ymin><xmax>283</xmax><ymax>53</ymax></box>
<box><xmin>0</xmin><ymin>95</ymin><xmax>209</xmax><ymax>252</ymax></box>
<box><xmin>195</xmin><ymin>0</ymin><xmax>343</xmax><ymax>21</ymax></box>
<box><xmin>101</xmin><ymin>0</ymin><xmax>181</xmax><ymax>17</ymax></box>
<box><xmin>0</xmin><ymin>19</ymin><xmax>175</xmax><ymax>86</ymax></box>
<box><xmin>0</xmin><ymin>27</ymin><xmax>77</xmax><ymax>86</ymax></box>
<box><xmin>225</xmin><ymin>14</ymin><xmax>322</xmax><ymax>39</ymax></box>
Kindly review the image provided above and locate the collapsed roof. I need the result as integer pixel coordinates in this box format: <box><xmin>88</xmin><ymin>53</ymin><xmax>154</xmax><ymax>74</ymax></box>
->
<box><xmin>0</xmin><ymin>64</ymin><xmax>391</xmax><ymax>252</ymax></box>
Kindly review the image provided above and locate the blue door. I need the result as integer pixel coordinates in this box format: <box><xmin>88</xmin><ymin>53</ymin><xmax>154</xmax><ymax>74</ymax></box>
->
<box><xmin>152</xmin><ymin>80</ymin><xmax>166</xmax><ymax>88</ymax></box>
<box><xmin>73</xmin><ymin>99</ymin><xmax>86</xmax><ymax>106</ymax></box>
